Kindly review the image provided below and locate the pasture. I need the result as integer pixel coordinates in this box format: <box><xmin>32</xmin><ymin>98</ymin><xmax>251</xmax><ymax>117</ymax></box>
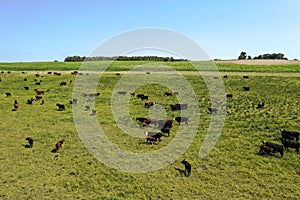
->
<box><xmin>0</xmin><ymin>61</ymin><xmax>300</xmax><ymax>199</ymax></box>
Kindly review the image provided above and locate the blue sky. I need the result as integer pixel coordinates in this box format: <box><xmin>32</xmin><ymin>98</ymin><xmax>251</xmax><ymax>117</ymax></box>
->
<box><xmin>1</xmin><ymin>0</ymin><xmax>299</xmax><ymax>62</ymax></box>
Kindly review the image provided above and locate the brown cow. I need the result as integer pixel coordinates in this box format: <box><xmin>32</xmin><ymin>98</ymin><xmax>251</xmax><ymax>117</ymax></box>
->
<box><xmin>55</xmin><ymin>141</ymin><xmax>64</xmax><ymax>152</ymax></box>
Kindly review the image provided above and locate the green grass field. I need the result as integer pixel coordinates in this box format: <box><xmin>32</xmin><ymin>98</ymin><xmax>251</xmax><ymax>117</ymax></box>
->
<box><xmin>0</xmin><ymin>61</ymin><xmax>300</xmax><ymax>199</ymax></box>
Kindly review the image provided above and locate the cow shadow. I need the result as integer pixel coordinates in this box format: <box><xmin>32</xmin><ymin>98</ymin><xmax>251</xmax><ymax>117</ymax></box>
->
<box><xmin>51</xmin><ymin>148</ymin><xmax>58</xmax><ymax>153</ymax></box>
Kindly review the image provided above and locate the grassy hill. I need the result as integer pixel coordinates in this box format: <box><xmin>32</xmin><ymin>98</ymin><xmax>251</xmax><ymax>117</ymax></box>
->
<box><xmin>0</xmin><ymin>61</ymin><xmax>300</xmax><ymax>199</ymax></box>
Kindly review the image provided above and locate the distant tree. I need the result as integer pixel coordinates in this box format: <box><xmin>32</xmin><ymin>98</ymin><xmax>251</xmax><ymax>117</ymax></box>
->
<box><xmin>238</xmin><ymin>52</ymin><xmax>247</xmax><ymax>60</ymax></box>
<box><xmin>253</xmin><ymin>53</ymin><xmax>287</xmax><ymax>60</ymax></box>
<box><xmin>247</xmin><ymin>55</ymin><xmax>252</xmax><ymax>60</ymax></box>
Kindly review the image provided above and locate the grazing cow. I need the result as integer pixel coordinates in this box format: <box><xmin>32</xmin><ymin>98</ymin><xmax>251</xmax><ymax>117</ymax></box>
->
<box><xmin>69</xmin><ymin>98</ymin><xmax>78</xmax><ymax>105</ymax></box>
<box><xmin>35</xmin><ymin>74</ymin><xmax>40</xmax><ymax>77</ymax></box>
<box><xmin>24</xmin><ymin>78</ymin><xmax>27</xmax><ymax>81</ymax></box>
<box><xmin>115</xmin><ymin>73</ymin><xmax>121</xmax><ymax>76</ymax></box>
<box><xmin>136</xmin><ymin>117</ymin><xmax>148</xmax><ymax>123</ymax></box>
<box><xmin>55</xmin><ymin>141</ymin><xmax>64</xmax><ymax>152</ymax></box>
<box><xmin>158</xmin><ymin>119</ymin><xmax>173</xmax><ymax>130</ymax></box>
<box><xmin>35</xmin><ymin>82</ymin><xmax>41</xmax><ymax>85</ymax></box>
<box><xmin>25</xmin><ymin>137</ymin><xmax>33</xmax><ymax>148</ymax></box>
<box><xmin>160</xmin><ymin>128</ymin><xmax>170</xmax><ymax>137</ymax></box>
<box><xmin>280</xmin><ymin>129</ymin><xmax>299</xmax><ymax>141</ymax></box>
<box><xmin>164</xmin><ymin>92</ymin><xmax>173</xmax><ymax>96</ymax></box>
<box><xmin>243</xmin><ymin>75</ymin><xmax>249</xmax><ymax>79</ymax></box>
<box><xmin>281</xmin><ymin>132</ymin><xmax>295</xmax><ymax>141</ymax></box>
<box><xmin>170</xmin><ymin>104</ymin><xmax>187</xmax><ymax>111</ymax></box>
<box><xmin>260</xmin><ymin>141</ymin><xmax>284</xmax><ymax>157</ymax></box>
<box><xmin>85</xmin><ymin>105</ymin><xmax>90</xmax><ymax>111</ymax></box>
<box><xmin>24</xmin><ymin>86</ymin><xmax>29</xmax><ymax>90</ymax></box>
<box><xmin>181</xmin><ymin>159</ymin><xmax>191</xmax><ymax>177</ymax></box>
<box><xmin>59</xmin><ymin>81</ymin><xmax>67</xmax><ymax>86</ymax></box>
<box><xmin>136</xmin><ymin>94</ymin><xmax>145</xmax><ymax>99</ymax></box>
<box><xmin>34</xmin><ymin>89</ymin><xmax>44</xmax><ymax>95</ymax></box>
<box><xmin>140</xmin><ymin>95</ymin><xmax>148</xmax><ymax>101</ymax></box>
<box><xmin>40</xmin><ymin>100</ymin><xmax>44</xmax><ymax>105</ymax></box>
<box><xmin>88</xmin><ymin>93</ymin><xmax>100</xmax><ymax>97</ymax></box>
<box><xmin>144</xmin><ymin>101</ymin><xmax>154</xmax><ymax>108</ymax></box>
<box><xmin>243</xmin><ymin>87</ymin><xmax>250</xmax><ymax>91</ymax></box>
<box><xmin>257</xmin><ymin>101</ymin><xmax>264</xmax><ymax>109</ymax></box>
<box><xmin>226</xmin><ymin>94</ymin><xmax>233</xmax><ymax>98</ymax></box>
<box><xmin>174</xmin><ymin>117</ymin><xmax>189</xmax><ymax>125</ymax></box>
<box><xmin>5</xmin><ymin>92</ymin><xmax>11</xmax><ymax>97</ymax></box>
<box><xmin>281</xmin><ymin>138</ymin><xmax>300</xmax><ymax>153</ymax></box>
<box><xmin>35</xmin><ymin>95</ymin><xmax>43</xmax><ymax>100</ymax></box>
<box><xmin>47</xmin><ymin>72</ymin><xmax>52</xmax><ymax>74</ymax></box>
<box><xmin>117</xmin><ymin>91</ymin><xmax>127</xmax><ymax>95</ymax></box>
<box><xmin>27</xmin><ymin>98</ymin><xmax>35</xmax><ymax>104</ymax></box>
<box><xmin>13</xmin><ymin>100</ymin><xmax>19</xmax><ymax>110</ymax></box>
<box><xmin>92</xmin><ymin>109</ymin><xmax>96</xmax><ymax>116</ymax></box>
<box><xmin>208</xmin><ymin>107</ymin><xmax>217</xmax><ymax>114</ymax></box>
<box><xmin>56</xmin><ymin>103</ymin><xmax>65</xmax><ymax>111</ymax></box>
<box><xmin>223</xmin><ymin>75</ymin><xmax>228</xmax><ymax>78</ymax></box>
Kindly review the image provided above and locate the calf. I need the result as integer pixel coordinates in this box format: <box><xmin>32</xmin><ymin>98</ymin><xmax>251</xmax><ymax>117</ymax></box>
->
<box><xmin>34</xmin><ymin>89</ymin><xmax>44</xmax><ymax>95</ymax></box>
<box><xmin>25</xmin><ymin>137</ymin><xmax>33</xmax><ymax>148</ymax></box>
<box><xmin>56</xmin><ymin>103</ymin><xmax>65</xmax><ymax>111</ymax></box>
<box><xmin>164</xmin><ymin>91</ymin><xmax>173</xmax><ymax>96</ymax></box>
<box><xmin>281</xmin><ymin>138</ymin><xmax>299</xmax><ymax>153</ymax></box>
<box><xmin>257</xmin><ymin>101</ymin><xmax>264</xmax><ymax>109</ymax></box>
<box><xmin>173</xmin><ymin>117</ymin><xmax>189</xmax><ymax>125</ymax></box>
<box><xmin>181</xmin><ymin>159</ymin><xmax>191</xmax><ymax>177</ymax></box>
<box><xmin>59</xmin><ymin>81</ymin><xmax>67</xmax><ymax>86</ymax></box>
<box><xmin>280</xmin><ymin>129</ymin><xmax>299</xmax><ymax>141</ymax></box>
<box><xmin>55</xmin><ymin>141</ymin><xmax>64</xmax><ymax>152</ymax></box>
<box><xmin>144</xmin><ymin>101</ymin><xmax>154</xmax><ymax>108</ymax></box>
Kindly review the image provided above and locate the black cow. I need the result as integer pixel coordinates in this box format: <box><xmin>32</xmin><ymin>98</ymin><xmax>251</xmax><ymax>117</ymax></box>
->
<box><xmin>59</xmin><ymin>81</ymin><xmax>67</xmax><ymax>86</ymax></box>
<box><xmin>181</xmin><ymin>159</ymin><xmax>191</xmax><ymax>177</ymax></box>
<box><xmin>281</xmin><ymin>138</ymin><xmax>300</xmax><ymax>153</ymax></box>
<box><xmin>85</xmin><ymin>105</ymin><xmax>90</xmax><ymax>111</ymax></box>
<box><xmin>91</xmin><ymin>109</ymin><xmax>96</xmax><ymax>116</ymax></box>
<box><xmin>140</xmin><ymin>95</ymin><xmax>148</xmax><ymax>101</ymax></box>
<box><xmin>170</xmin><ymin>104</ymin><xmax>188</xmax><ymax>111</ymax></box>
<box><xmin>27</xmin><ymin>98</ymin><xmax>35</xmax><ymax>105</ymax></box>
<box><xmin>226</xmin><ymin>94</ymin><xmax>233</xmax><ymax>98</ymax></box>
<box><xmin>243</xmin><ymin>87</ymin><xmax>250</xmax><ymax>91</ymax></box>
<box><xmin>56</xmin><ymin>103</ymin><xmax>65</xmax><ymax>111</ymax></box>
<box><xmin>243</xmin><ymin>75</ymin><xmax>249</xmax><ymax>79</ymax></box>
<box><xmin>208</xmin><ymin>107</ymin><xmax>217</xmax><ymax>114</ymax></box>
<box><xmin>25</xmin><ymin>137</ymin><xmax>33</xmax><ymax>148</ymax></box>
<box><xmin>158</xmin><ymin>120</ymin><xmax>173</xmax><ymax>130</ymax></box>
<box><xmin>5</xmin><ymin>92</ymin><xmax>11</xmax><ymax>97</ymax></box>
<box><xmin>174</xmin><ymin>117</ymin><xmax>189</xmax><ymax>125</ymax></box>
<box><xmin>280</xmin><ymin>129</ymin><xmax>299</xmax><ymax>141</ymax></box>
<box><xmin>257</xmin><ymin>101</ymin><xmax>264</xmax><ymax>109</ymax></box>
<box><xmin>136</xmin><ymin>117</ymin><xmax>148</xmax><ymax>123</ymax></box>
<box><xmin>69</xmin><ymin>98</ymin><xmax>78</xmax><ymax>105</ymax></box>
<box><xmin>160</xmin><ymin>128</ymin><xmax>170</xmax><ymax>137</ymax></box>
<box><xmin>260</xmin><ymin>141</ymin><xmax>284</xmax><ymax>157</ymax></box>
<box><xmin>164</xmin><ymin>91</ymin><xmax>173</xmax><ymax>96</ymax></box>
<box><xmin>136</xmin><ymin>94</ymin><xmax>144</xmax><ymax>99</ymax></box>
<box><xmin>24</xmin><ymin>86</ymin><xmax>29</xmax><ymax>90</ymax></box>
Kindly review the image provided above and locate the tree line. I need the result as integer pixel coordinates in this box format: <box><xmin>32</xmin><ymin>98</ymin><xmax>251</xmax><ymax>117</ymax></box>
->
<box><xmin>238</xmin><ymin>52</ymin><xmax>288</xmax><ymax>60</ymax></box>
<box><xmin>64</xmin><ymin>55</ymin><xmax>188</xmax><ymax>62</ymax></box>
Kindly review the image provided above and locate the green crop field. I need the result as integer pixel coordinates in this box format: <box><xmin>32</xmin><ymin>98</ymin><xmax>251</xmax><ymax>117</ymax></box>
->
<box><xmin>0</xmin><ymin>61</ymin><xmax>300</xmax><ymax>199</ymax></box>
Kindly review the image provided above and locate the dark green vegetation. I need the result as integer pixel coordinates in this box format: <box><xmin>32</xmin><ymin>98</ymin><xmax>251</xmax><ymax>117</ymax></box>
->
<box><xmin>0</xmin><ymin>62</ymin><xmax>300</xmax><ymax>199</ymax></box>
